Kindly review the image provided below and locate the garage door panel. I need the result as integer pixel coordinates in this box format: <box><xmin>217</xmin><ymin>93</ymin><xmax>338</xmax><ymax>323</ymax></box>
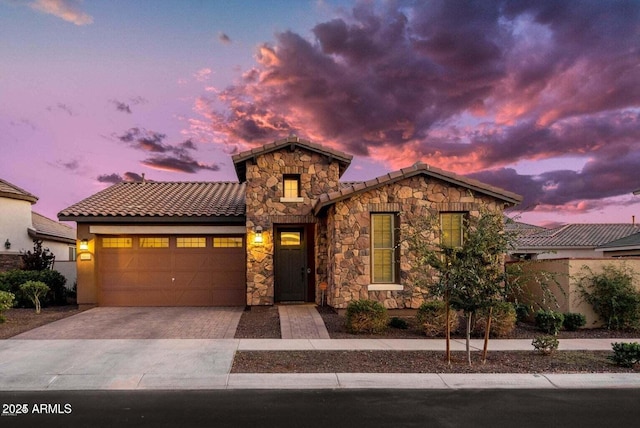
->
<box><xmin>98</xmin><ymin>234</ymin><xmax>246</xmax><ymax>306</ymax></box>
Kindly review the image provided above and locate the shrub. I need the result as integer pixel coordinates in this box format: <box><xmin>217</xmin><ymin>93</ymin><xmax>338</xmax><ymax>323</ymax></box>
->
<box><xmin>563</xmin><ymin>312</ymin><xmax>587</xmax><ymax>331</ymax></box>
<box><xmin>416</xmin><ymin>300</ymin><xmax>459</xmax><ymax>337</ymax></box>
<box><xmin>609</xmin><ymin>342</ymin><xmax>640</xmax><ymax>368</ymax></box>
<box><xmin>0</xmin><ymin>290</ymin><xmax>15</xmax><ymax>323</ymax></box>
<box><xmin>578</xmin><ymin>265</ymin><xmax>640</xmax><ymax>330</ymax></box>
<box><xmin>388</xmin><ymin>317</ymin><xmax>409</xmax><ymax>329</ymax></box>
<box><xmin>532</xmin><ymin>335</ymin><xmax>559</xmax><ymax>355</ymax></box>
<box><xmin>345</xmin><ymin>300</ymin><xmax>388</xmax><ymax>334</ymax></box>
<box><xmin>21</xmin><ymin>240</ymin><xmax>55</xmax><ymax>270</ymax></box>
<box><xmin>535</xmin><ymin>310</ymin><xmax>564</xmax><ymax>335</ymax></box>
<box><xmin>20</xmin><ymin>281</ymin><xmax>50</xmax><ymax>314</ymax></box>
<box><xmin>514</xmin><ymin>303</ymin><xmax>531</xmax><ymax>323</ymax></box>
<box><xmin>474</xmin><ymin>302</ymin><xmax>517</xmax><ymax>338</ymax></box>
<box><xmin>0</xmin><ymin>269</ymin><xmax>66</xmax><ymax>307</ymax></box>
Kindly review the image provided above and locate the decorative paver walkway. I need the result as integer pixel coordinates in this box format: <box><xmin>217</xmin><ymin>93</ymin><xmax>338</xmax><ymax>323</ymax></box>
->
<box><xmin>10</xmin><ymin>307</ymin><xmax>244</xmax><ymax>339</ymax></box>
<box><xmin>278</xmin><ymin>304</ymin><xmax>331</xmax><ymax>339</ymax></box>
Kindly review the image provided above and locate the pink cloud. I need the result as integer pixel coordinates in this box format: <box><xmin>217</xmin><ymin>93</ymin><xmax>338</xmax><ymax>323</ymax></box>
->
<box><xmin>29</xmin><ymin>0</ymin><xmax>93</xmax><ymax>26</ymax></box>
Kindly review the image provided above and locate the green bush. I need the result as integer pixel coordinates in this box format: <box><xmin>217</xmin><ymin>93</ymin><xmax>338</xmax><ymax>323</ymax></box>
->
<box><xmin>20</xmin><ymin>281</ymin><xmax>50</xmax><ymax>314</ymax></box>
<box><xmin>474</xmin><ymin>302</ymin><xmax>517</xmax><ymax>338</ymax></box>
<box><xmin>535</xmin><ymin>310</ymin><xmax>564</xmax><ymax>335</ymax></box>
<box><xmin>609</xmin><ymin>342</ymin><xmax>640</xmax><ymax>368</ymax></box>
<box><xmin>563</xmin><ymin>312</ymin><xmax>587</xmax><ymax>331</ymax></box>
<box><xmin>578</xmin><ymin>265</ymin><xmax>640</xmax><ymax>330</ymax></box>
<box><xmin>416</xmin><ymin>300</ymin><xmax>459</xmax><ymax>337</ymax></box>
<box><xmin>0</xmin><ymin>290</ymin><xmax>15</xmax><ymax>323</ymax></box>
<box><xmin>345</xmin><ymin>300</ymin><xmax>389</xmax><ymax>334</ymax></box>
<box><xmin>0</xmin><ymin>269</ymin><xmax>66</xmax><ymax>307</ymax></box>
<box><xmin>514</xmin><ymin>303</ymin><xmax>531</xmax><ymax>323</ymax></box>
<box><xmin>388</xmin><ymin>317</ymin><xmax>409</xmax><ymax>329</ymax></box>
<box><xmin>532</xmin><ymin>335</ymin><xmax>559</xmax><ymax>355</ymax></box>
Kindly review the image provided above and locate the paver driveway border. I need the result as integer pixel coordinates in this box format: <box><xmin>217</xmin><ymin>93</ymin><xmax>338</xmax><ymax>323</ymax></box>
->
<box><xmin>9</xmin><ymin>307</ymin><xmax>244</xmax><ymax>340</ymax></box>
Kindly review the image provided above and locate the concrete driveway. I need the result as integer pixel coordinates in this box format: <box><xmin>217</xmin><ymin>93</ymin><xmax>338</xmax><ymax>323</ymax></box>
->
<box><xmin>10</xmin><ymin>307</ymin><xmax>244</xmax><ymax>339</ymax></box>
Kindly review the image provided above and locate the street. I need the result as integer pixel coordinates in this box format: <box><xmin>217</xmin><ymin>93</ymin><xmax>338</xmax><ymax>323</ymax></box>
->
<box><xmin>1</xmin><ymin>389</ymin><xmax>638</xmax><ymax>428</ymax></box>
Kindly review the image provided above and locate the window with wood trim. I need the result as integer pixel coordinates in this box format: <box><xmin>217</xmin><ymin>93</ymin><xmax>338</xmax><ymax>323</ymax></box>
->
<box><xmin>213</xmin><ymin>236</ymin><xmax>243</xmax><ymax>248</ymax></box>
<box><xmin>371</xmin><ymin>213</ymin><xmax>398</xmax><ymax>283</ymax></box>
<box><xmin>176</xmin><ymin>237</ymin><xmax>206</xmax><ymax>248</ymax></box>
<box><xmin>440</xmin><ymin>213</ymin><xmax>465</xmax><ymax>247</ymax></box>
<box><xmin>139</xmin><ymin>237</ymin><xmax>169</xmax><ymax>248</ymax></box>
<box><xmin>102</xmin><ymin>237</ymin><xmax>132</xmax><ymax>248</ymax></box>
<box><xmin>283</xmin><ymin>174</ymin><xmax>300</xmax><ymax>198</ymax></box>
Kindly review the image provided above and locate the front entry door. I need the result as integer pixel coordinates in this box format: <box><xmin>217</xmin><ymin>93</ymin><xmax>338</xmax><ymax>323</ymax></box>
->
<box><xmin>275</xmin><ymin>228</ymin><xmax>307</xmax><ymax>301</ymax></box>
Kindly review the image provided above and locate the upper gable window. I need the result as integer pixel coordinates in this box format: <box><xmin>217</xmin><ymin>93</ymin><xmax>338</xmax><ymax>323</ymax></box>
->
<box><xmin>281</xmin><ymin>174</ymin><xmax>303</xmax><ymax>202</ymax></box>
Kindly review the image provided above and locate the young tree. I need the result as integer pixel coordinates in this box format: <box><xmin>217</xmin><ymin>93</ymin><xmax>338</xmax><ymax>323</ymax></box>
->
<box><xmin>21</xmin><ymin>240</ymin><xmax>55</xmax><ymax>271</ymax></box>
<box><xmin>409</xmin><ymin>205</ymin><xmax>514</xmax><ymax>365</ymax></box>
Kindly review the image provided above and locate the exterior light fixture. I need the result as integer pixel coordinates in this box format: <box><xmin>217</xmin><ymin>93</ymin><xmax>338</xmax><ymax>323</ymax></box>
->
<box><xmin>254</xmin><ymin>226</ymin><xmax>263</xmax><ymax>244</ymax></box>
<box><xmin>4</xmin><ymin>239</ymin><xmax>10</xmax><ymax>250</ymax></box>
<box><xmin>79</xmin><ymin>239</ymin><xmax>89</xmax><ymax>251</ymax></box>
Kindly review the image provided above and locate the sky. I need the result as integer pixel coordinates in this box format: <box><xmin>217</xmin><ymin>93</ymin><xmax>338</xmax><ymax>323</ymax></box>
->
<box><xmin>1</xmin><ymin>0</ymin><xmax>640</xmax><ymax>228</ymax></box>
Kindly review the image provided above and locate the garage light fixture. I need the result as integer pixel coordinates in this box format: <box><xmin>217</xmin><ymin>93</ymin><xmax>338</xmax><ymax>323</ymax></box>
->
<box><xmin>254</xmin><ymin>226</ymin><xmax>263</xmax><ymax>244</ymax></box>
<box><xmin>79</xmin><ymin>239</ymin><xmax>89</xmax><ymax>251</ymax></box>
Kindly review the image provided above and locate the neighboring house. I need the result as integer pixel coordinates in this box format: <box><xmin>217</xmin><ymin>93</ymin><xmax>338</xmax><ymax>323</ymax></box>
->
<box><xmin>0</xmin><ymin>178</ymin><xmax>77</xmax><ymax>273</ymax></box>
<box><xmin>513</xmin><ymin>223</ymin><xmax>640</xmax><ymax>260</ymax></box>
<box><xmin>597</xmin><ymin>232</ymin><xmax>640</xmax><ymax>257</ymax></box>
<box><xmin>59</xmin><ymin>137</ymin><xmax>522</xmax><ymax>309</ymax></box>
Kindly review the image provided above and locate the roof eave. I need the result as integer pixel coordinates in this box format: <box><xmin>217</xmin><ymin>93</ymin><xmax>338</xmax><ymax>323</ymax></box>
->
<box><xmin>58</xmin><ymin>215</ymin><xmax>246</xmax><ymax>224</ymax></box>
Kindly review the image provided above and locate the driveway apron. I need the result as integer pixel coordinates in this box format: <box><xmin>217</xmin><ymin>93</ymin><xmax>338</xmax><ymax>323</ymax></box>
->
<box><xmin>9</xmin><ymin>307</ymin><xmax>244</xmax><ymax>339</ymax></box>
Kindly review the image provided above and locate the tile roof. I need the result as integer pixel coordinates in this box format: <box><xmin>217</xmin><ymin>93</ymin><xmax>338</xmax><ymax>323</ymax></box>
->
<box><xmin>30</xmin><ymin>212</ymin><xmax>76</xmax><ymax>244</ymax></box>
<box><xmin>517</xmin><ymin>224</ymin><xmax>640</xmax><ymax>249</ymax></box>
<box><xmin>597</xmin><ymin>232</ymin><xmax>640</xmax><ymax>250</ymax></box>
<box><xmin>58</xmin><ymin>182</ymin><xmax>245</xmax><ymax>221</ymax></box>
<box><xmin>314</xmin><ymin>162</ymin><xmax>523</xmax><ymax>214</ymax></box>
<box><xmin>0</xmin><ymin>178</ymin><xmax>38</xmax><ymax>203</ymax></box>
<box><xmin>232</xmin><ymin>136</ymin><xmax>353</xmax><ymax>181</ymax></box>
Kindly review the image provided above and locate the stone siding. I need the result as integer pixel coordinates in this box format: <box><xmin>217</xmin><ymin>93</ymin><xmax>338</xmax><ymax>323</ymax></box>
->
<box><xmin>325</xmin><ymin>175</ymin><xmax>504</xmax><ymax>309</ymax></box>
<box><xmin>244</xmin><ymin>148</ymin><xmax>342</xmax><ymax>305</ymax></box>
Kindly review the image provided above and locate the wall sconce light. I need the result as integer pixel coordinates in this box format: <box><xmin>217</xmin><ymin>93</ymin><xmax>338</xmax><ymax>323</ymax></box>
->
<box><xmin>254</xmin><ymin>226</ymin><xmax>263</xmax><ymax>244</ymax></box>
<box><xmin>4</xmin><ymin>239</ymin><xmax>10</xmax><ymax>250</ymax></box>
<box><xmin>79</xmin><ymin>239</ymin><xmax>89</xmax><ymax>251</ymax></box>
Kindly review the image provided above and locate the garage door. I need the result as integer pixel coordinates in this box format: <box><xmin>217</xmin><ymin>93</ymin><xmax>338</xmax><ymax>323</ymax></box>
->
<box><xmin>97</xmin><ymin>235</ymin><xmax>246</xmax><ymax>306</ymax></box>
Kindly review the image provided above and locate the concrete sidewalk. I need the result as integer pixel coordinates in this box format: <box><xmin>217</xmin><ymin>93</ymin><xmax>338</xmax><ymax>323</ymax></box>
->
<box><xmin>2</xmin><ymin>338</ymin><xmax>640</xmax><ymax>391</ymax></box>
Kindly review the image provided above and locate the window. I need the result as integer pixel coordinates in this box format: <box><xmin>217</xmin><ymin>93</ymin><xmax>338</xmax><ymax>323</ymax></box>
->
<box><xmin>102</xmin><ymin>237</ymin><xmax>132</xmax><ymax>248</ymax></box>
<box><xmin>176</xmin><ymin>237</ymin><xmax>206</xmax><ymax>248</ymax></box>
<box><xmin>139</xmin><ymin>237</ymin><xmax>169</xmax><ymax>248</ymax></box>
<box><xmin>280</xmin><ymin>231</ymin><xmax>301</xmax><ymax>246</ymax></box>
<box><xmin>68</xmin><ymin>246</ymin><xmax>77</xmax><ymax>261</ymax></box>
<box><xmin>213</xmin><ymin>237</ymin><xmax>243</xmax><ymax>248</ymax></box>
<box><xmin>441</xmin><ymin>213</ymin><xmax>464</xmax><ymax>247</ymax></box>
<box><xmin>371</xmin><ymin>213</ymin><xmax>397</xmax><ymax>283</ymax></box>
<box><xmin>283</xmin><ymin>175</ymin><xmax>300</xmax><ymax>198</ymax></box>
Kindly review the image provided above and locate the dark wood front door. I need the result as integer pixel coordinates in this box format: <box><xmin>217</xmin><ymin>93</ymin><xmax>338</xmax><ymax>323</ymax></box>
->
<box><xmin>275</xmin><ymin>227</ymin><xmax>307</xmax><ymax>302</ymax></box>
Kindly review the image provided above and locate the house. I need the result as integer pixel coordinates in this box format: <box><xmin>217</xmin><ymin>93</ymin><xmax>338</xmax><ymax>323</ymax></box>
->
<box><xmin>513</xmin><ymin>223</ymin><xmax>640</xmax><ymax>260</ymax></box>
<box><xmin>59</xmin><ymin>137</ymin><xmax>522</xmax><ymax>309</ymax></box>
<box><xmin>597</xmin><ymin>232</ymin><xmax>640</xmax><ymax>257</ymax></box>
<box><xmin>0</xmin><ymin>178</ymin><xmax>77</xmax><ymax>275</ymax></box>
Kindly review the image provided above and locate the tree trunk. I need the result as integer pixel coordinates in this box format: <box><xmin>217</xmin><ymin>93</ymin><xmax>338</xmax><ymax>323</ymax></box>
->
<box><xmin>445</xmin><ymin>290</ymin><xmax>451</xmax><ymax>365</ymax></box>
<box><xmin>35</xmin><ymin>296</ymin><xmax>41</xmax><ymax>314</ymax></box>
<box><xmin>482</xmin><ymin>306</ymin><xmax>493</xmax><ymax>364</ymax></box>
<box><xmin>466</xmin><ymin>312</ymin><xmax>472</xmax><ymax>366</ymax></box>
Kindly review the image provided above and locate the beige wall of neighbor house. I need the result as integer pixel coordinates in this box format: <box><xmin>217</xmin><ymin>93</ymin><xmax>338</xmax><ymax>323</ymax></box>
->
<box><xmin>0</xmin><ymin>197</ymin><xmax>35</xmax><ymax>255</ymax></box>
<box><xmin>514</xmin><ymin>258</ymin><xmax>640</xmax><ymax>328</ymax></box>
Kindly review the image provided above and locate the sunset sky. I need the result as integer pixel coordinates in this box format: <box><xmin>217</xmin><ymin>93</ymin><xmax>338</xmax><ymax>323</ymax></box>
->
<box><xmin>2</xmin><ymin>0</ymin><xmax>639</xmax><ymax>227</ymax></box>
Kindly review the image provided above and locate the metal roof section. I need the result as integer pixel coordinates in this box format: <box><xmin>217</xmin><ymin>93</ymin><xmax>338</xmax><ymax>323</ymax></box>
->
<box><xmin>518</xmin><ymin>224</ymin><xmax>640</xmax><ymax>249</ymax></box>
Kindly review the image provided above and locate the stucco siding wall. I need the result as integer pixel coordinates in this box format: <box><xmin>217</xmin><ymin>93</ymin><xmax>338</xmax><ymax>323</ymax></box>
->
<box><xmin>0</xmin><ymin>197</ymin><xmax>34</xmax><ymax>254</ymax></box>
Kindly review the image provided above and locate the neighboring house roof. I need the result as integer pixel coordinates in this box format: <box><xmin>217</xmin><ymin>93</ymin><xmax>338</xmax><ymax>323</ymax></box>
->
<box><xmin>232</xmin><ymin>136</ymin><xmax>353</xmax><ymax>182</ymax></box>
<box><xmin>0</xmin><ymin>178</ymin><xmax>38</xmax><ymax>204</ymax></box>
<box><xmin>517</xmin><ymin>224</ymin><xmax>640</xmax><ymax>250</ymax></box>
<box><xmin>313</xmin><ymin>162</ymin><xmax>523</xmax><ymax>215</ymax></box>
<box><xmin>505</xmin><ymin>220</ymin><xmax>547</xmax><ymax>238</ymax></box>
<box><xmin>597</xmin><ymin>232</ymin><xmax>640</xmax><ymax>252</ymax></box>
<box><xmin>634</xmin><ymin>189</ymin><xmax>640</xmax><ymax>195</ymax></box>
<box><xmin>29</xmin><ymin>212</ymin><xmax>76</xmax><ymax>244</ymax></box>
<box><xmin>58</xmin><ymin>182</ymin><xmax>246</xmax><ymax>223</ymax></box>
